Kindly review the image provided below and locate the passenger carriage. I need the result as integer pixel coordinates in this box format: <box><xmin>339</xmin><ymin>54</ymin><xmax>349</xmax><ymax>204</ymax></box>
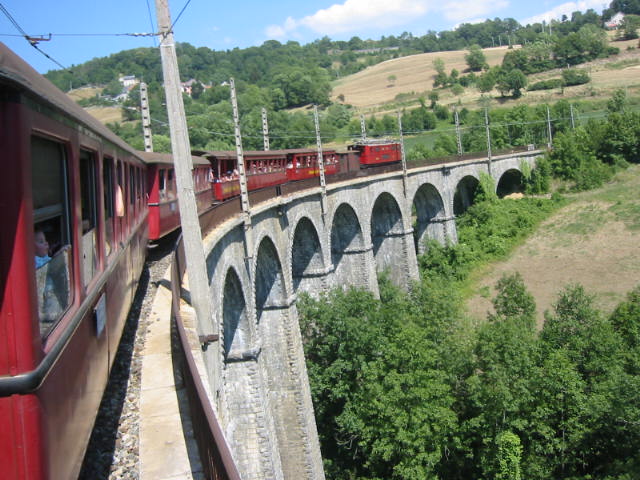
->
<box><xmin>140</xmin><ymin>151</ymin><xmax>212</xmax><ymax>241</ymax></box>
<box><xmin>0</xmin><ymin>42</ymin><xmax>148</xmax><ymax>480</ymax></box>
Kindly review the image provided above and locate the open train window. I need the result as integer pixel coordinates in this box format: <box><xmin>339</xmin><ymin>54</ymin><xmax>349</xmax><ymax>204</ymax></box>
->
<box><xmin>103</xmin><ymin>157</ymin><xmax>115</xmax><ymax>257</ymax></box>
<box><xmin>31</xmin><ymin>136</ymin><xmax>72</xmax><ymax>338</ymax></box>
<box><xmin>129</xmin><ymin>165</ymin><xmax>135</xmax><ymax>208</ymax></box>
<box><xmin>159</xmin><ymin>169</ymin><xmax>166</xmax><ymax>200</ymax></box>
<box><xmin>80</xmin><ymin>150</ymin><xmax>98</xmax><ymax>286</ymax></box>
<box><xmin>167</xmin><ymin>169</ymin><xmax>175</xmax><ymax>199</ymax></box>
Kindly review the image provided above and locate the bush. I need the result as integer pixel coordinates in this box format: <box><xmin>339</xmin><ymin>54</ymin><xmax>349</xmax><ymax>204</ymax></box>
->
<box><xmin>528</xmin><ymin>79</ymin><xmax>564</xmax><ymax>91</ymax></box>
<box><xmin>561</xmin><ymin>68</ymin><xmax>590</xmax><ymax>86</ymax></box>
<box><xmin>434</xmin><ymin>104</ymin><xmax>450</xmax><ymax>120</ymax></box>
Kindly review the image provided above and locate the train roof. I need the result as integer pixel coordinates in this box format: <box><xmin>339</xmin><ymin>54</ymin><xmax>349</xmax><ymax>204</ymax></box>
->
<box><xmin>0</xmin><ymin>42</ymin><xmax>142</xmax><ymax>160</ymax></box>
<box><xmin>350</xmin><ymin>139</ymin><xmax>400</xmax><ymax>146</ymax></box>
<box><xmin>195</xmin><ymin>148</ymin><xmax>337</xmax><ymax>160</ymax></box>
<box><xmin>137</xmin><ymin>150</ymin><xmax>210</xmax><ymax>166</ymax></box>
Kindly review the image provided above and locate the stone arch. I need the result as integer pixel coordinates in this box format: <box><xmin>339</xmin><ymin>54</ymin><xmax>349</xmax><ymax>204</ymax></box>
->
<box><xmin>254</xmin><ymin>235</ymin><xmax>314</xmax><ymax>479</ymax></box>
<box><xmin>222</xmin><ymin>267</ymin><xmax>250</xmax><ymax>358</ymax></box>
<box><xmin>220</xmin><ymin>265</ymin><xmax>278</xmax><ymax>480</ymax></box>
<box><xmin>412</xmin><ymin>183</ymin><xmax>446</xmax><ymax>254</ymax></box>
<box><xmin>371</xmin><ymin>192</ymin><xmax>406</xmax><ymax>285</ymax></box>
<box><xmin>254</xmin><ymin>236</ymin><xmax>287</xmax><ymax>321</ymax></box>
<box><xmin>497</xmin><ymin>168</ymin><xmax>524</xmax><ymax>197</ymax></box>
<box><xmin>330</xmin><ymin>202</ymin><xmax>368</xmax><ymax>289</ymax></box>
<box><xmin>454</xmin><ymin>175</ymin><xmax>480</xmax><ymax>215</ymax></box>
<box><xmin>291</xmin><ymin>216</ymin><xmax>326</xmax><ymax>296</ymax></box>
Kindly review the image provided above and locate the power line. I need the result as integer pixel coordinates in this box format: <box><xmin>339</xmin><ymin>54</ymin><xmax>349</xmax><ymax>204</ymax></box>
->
<box><xmin>0</xmin><ymin>2</ymin><xmax>69</xmax><ymax>70</ymax></box>
<box><xmin>145</xmin><ymin>0</ymin><xmax>158</xmax><ymax>47</ymax></box>
<box><xmin>167</xmin><ymin>0</ymin><xmax>193</xmax><ymax>36</ymax></box>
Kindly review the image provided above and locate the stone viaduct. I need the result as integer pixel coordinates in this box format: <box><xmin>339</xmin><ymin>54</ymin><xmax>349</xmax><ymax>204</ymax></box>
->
<box><xmin>192</xmin><ymin>150</ymin><xmax>542</xmax><ymax>480</ymax></box>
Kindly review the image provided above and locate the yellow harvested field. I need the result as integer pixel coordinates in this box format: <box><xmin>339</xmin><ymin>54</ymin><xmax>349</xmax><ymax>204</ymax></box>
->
<box><xmin>67</xmin><ymin>86</ymin><xmax>102</xmax><ymax>102</ymax></box>
<box><xmin>85</xmin><ymin>106</ymin><xmax>123</xmax><ymax>124</ymax></box>
<box><xmin>331</xmin><ymin>39</ymin><xmax>640</xmax><ymax>113</ymax></box>
<box><xmin>332</xmin><ymin>46</ymin><xmax>512</xmax><ymax>109</ymax></box>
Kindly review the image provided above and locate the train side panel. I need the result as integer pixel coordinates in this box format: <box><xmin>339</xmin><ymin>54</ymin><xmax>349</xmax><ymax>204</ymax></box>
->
<box><xmin>0</xmin><ymin>42</ymin><xmax>148</xmax><ymax>480</ymax></box>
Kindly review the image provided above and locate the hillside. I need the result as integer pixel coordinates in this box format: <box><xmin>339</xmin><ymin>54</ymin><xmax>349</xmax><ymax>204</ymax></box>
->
<box><xmin>467</xmin><ymin>164</ymin><xmax>640</xmax><ymax>326</ymax></box>
<box><xmin>331</xmin><ymin>38</ymin><xmax>640</xmax><ymax>114</ymax></box>
<box><xmin>331</xmin><ymin>45</ymin><xmax>511</xmax><ymax>108</ymax></box>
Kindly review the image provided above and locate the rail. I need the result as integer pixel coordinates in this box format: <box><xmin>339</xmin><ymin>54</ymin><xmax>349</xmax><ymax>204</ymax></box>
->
<box><xmin>168</xmin><ymin>146</ymin><xmax>543</xmax><ymax>477</ymax></box>
<box><xmin>170</xmin><ymin>235</ymin><xmax>242</xmax><ymax>480</ymax></box>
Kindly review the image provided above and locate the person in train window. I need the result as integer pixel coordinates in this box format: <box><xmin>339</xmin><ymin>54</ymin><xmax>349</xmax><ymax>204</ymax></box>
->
<box><xmin>35</xmin><ymin>229</ymin><xmax>51</xmax><ymax>269</ymax></box>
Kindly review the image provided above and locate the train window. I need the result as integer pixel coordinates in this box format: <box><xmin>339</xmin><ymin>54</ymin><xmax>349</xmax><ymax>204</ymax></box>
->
<box><xmin>31</xmin><ymin>136</ymin><xmax>72</xmax><ymax>338</ymax></box>
<box><xmin>103</xmin><ymin>157</ymin><xmax>115</xmax><ymax>257</ymax></box>
<box><xmin>167</xmin><ymin>169</ymin><xmax>175</xmax><ymax>199</ymax></box>
<box><xmin>136</xmin><ymin>167</ymin><xmax>142</xmax><ymax>203</ymax></box>
<box><xmin>129</xmin><ymin>165</ymin><xmax>135</xmax><ymax>207</ymax></box>
<box><xmin>159</xmin><ymin>169</ymin><xmax>166</xmax><ymax>199</ymax></box>
<box><xmin>80</xmin><ymin>150</ymin><xmax>99</xmax><ymax>285</ymax></box>
<box><xmin>117</xmin><ymin>162</ymin><xmax>126</xmax><ymax>238</ymax></box>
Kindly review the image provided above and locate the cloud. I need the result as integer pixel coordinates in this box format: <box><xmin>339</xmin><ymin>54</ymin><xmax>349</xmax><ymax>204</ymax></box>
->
<box><xmin>264</xmin><ymin>0</ymin><xmax>512</xmax><ymax>40</ymax></box>
<box><xmin>520</xmin><ymin>0</ymin><xmax>604</xmax><ymax>25</ymax></box>
<box><xmin>297</xmin><ymin>0</ymin><xmax>431</xmax><ymax>34</ymax></box>
<box><xmin>442</xmin><ymin>0</ymin><xmax>509</xmax><ymax>22</ymax></box>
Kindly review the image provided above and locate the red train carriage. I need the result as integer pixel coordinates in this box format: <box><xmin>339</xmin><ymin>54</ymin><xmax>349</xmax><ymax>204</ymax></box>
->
<box><xmin>202</xmin><ymin>150</ymin><xmax>288</xmax><ymax>201</ymax></box>
<box><xmin>139</xmin><ymin>151</ymin><xmax>212</xmax><ymax>241</ymax></box>
<box><xmin>202</xmin><ymin>149</ymin><xmax>341</xmax><ymax>201</ymax></box>
<box><xmin>0</xmin><ymin>42</ymin><xmax>148</xmax><ymax>479</ymax></box>
<box><xmin>348</xmin><ymin>140</ymin><xmax>402</xmax><ymax>167</ymax></box>
<box><xmin>284</xmin><ymin>148</ymin><xmax>339</xmax><ymax>181</ymax></box>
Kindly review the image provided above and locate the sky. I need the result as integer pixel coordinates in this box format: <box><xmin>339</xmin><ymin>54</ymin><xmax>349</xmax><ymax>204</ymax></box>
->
<box><xmin>0</xmin><ymin>0</ymin><xmax>611</xmax><ymax>74</ymax></box>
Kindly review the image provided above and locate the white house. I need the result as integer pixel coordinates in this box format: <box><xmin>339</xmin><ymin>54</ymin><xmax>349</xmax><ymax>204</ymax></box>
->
<box><xmin>605</xmin><ymin>12</ymin><xmax>625</xmax><ymax>29</ymax></box>
<box><xmin>118</xmin><ymin>75</ymin><xmax>138</xmax><ymax>88</ymax></box>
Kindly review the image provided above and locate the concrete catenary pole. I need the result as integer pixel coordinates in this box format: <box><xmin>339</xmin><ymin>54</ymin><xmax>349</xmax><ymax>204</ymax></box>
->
<box><xmin>397</xmin><ymin>111</ymin><xmax>408</xmax><ymax>195</ymax></box>
<box><xmin>484</xmin><ymin>108</ymin><xmax>492</xmax><ymax>174</ymax></box>
<box><xmin>360</xmin><ymin>114</ymin><xmax>367</xmax><ymax>141</ymax></box>
<box><xmin>140</xmin><ymin>82</ymin><xmax>153</xmax><ymax>152</ymax></box>
<box><xmin>546</xmin><ymin>105</ymin><xmax>553</xmax><ymax>148</ymax></box>
<box><xmin>230</xmin><ymin>78</ymin><xmax>255</xmax><ymax>266</ymax></box>
<box><xmin>230</xmin><ymin>78</ymin><xmax>251</xmax><ymax>217</ymax></box>
<box><xmin>155</xmin><ymin>0</ymin><xmax>217</xmax><ymax>370</ymax></box>
<box><xmin>262</xmin><ymin>107</ymin><xmax>270</xmax><ymax>151</ymax></box>
<box><xmin>313</xmin><ymin>105</ymin><xmax>328</xmax><ymax>215</ymax></box>
<box><xmin>454</xmin><ymin>109</ymin><xmax>463</xmax><ymax>155</ymax></box>
<box><xmin>570</xmin><ymin>103</ymin><xmax>576</xmax><ymax>130</ymax></box>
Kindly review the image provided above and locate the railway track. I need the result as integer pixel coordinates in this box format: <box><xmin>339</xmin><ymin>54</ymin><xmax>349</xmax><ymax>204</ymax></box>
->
<box><xmin>79</xmin><ymin>233</ymin><xmax>179</xmax><ymax>479</ymax></box>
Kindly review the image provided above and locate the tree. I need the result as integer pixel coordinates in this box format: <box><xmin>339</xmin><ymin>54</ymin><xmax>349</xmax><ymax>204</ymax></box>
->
<box><xmin>607</xmin><ymin>88</ymin><xmax>628</xmax><ymax>113</ymax></box>
<box><xmin>387</xmin><ymin>74</ymin><xmax>397</xmax><ymax>86</ymax></box>
<box><xmin>497</xmin><ymin>69</ymin><xmax>527</xmax><ymax>97</ymax></box>
<box><xmin>465</xmin><ymin>44</ymin><xmax>487</xmax><ymax>72</ymax></box>
<box><xmin>428</xmin><ymin>91</ymin><xmax>439</xmax><ymax>108</ymax></box>
<box><xmin>495</xmin><ymin>431</ymin><xmax>523</xmax><ymax>480</ymax></box>
<box><xmin>432</xmin><ymin>58</ymin><xmax>448</xmax><ymax>87</ymax></box>
<box><xmin>490</xmin><ymin>272</ymin><xmax>536</xmax><ymax>327</ymax></box>
<box><xmin>477</xmin><ymin>68</ymin><xmax>497</xmax><ymax>94</ymax></box>
<box><xmin>619</xmin><ymin>14</ymin><xmax>640</xmax><ymax>39</ymax></box>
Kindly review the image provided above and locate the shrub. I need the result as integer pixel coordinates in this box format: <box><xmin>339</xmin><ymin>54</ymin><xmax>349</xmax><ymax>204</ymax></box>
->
<box><xmin>528</xmin><ymin>79</ymin><xmax>564</xmax><ymax>91</ymax></box>
<box><xmin>561</xmin><ymin>68</ymin><xmax>590</xmax><ymax>86</ymax></box>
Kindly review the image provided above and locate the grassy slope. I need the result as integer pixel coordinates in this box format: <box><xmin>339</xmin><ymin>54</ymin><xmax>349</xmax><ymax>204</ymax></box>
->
<box><xmin>67</xmin><ymin>86</ymin><xmax>122</xmax><ymax>124</ymax></box>
<box><xmin>331</xmin><ymin>38</ymin><xmax>640</xmax><ymax>115</ymax></box>
<box><xmin>467</xmin><ymin>165</ymin><xmax>640</xmax><ymax>326</ymax></box>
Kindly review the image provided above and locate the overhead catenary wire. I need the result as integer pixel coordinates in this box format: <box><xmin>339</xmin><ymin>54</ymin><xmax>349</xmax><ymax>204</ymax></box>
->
<box><xmin>0</xmin><ymin>1</ymin><xmax>68</xmax><ymax>70</ymax></box>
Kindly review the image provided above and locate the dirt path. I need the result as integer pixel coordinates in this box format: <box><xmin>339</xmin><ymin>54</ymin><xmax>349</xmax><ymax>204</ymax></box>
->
<box><xmin>467</xmin><ymin>166</ymin><xmax>640</xmax><ymax>327</ymax></box>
